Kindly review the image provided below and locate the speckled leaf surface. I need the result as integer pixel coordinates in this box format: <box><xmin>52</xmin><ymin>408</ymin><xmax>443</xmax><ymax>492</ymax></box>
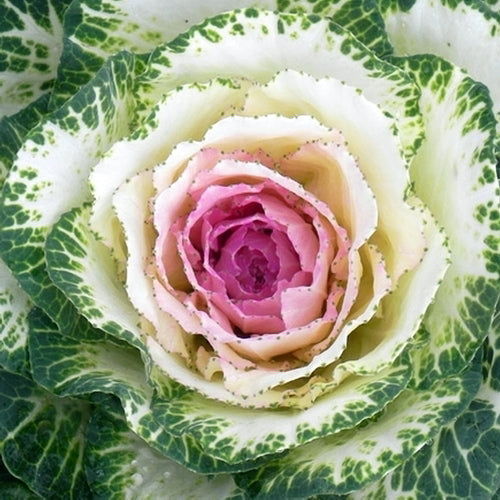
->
<box><xmin>354</xmin><ymin>302</ymin><xmax>500</xmax><ymax>500</ymax></box>
<box><xmin>51</xmin><ymin>0</ymin><xmax>391</xmax><ymax>108</ymax></box>
<box><xmin>86</xmin><ymin>395</ymin><xmax>247</xmax><ymax>499</ymax></box>
<box><xmin>0</xmin><ymin>366</ymin><xmax>91</xmax><ymax>498</ymax></box>
<box><xmin>396</xmin><ymin>54</ymin><xmax>499</xmax><ymax>387</ymax></box>
<box><xmin>0</xmin><ymin>260</ymin><xmax>31</xmax><ymax>376</ymax></box>
<box><xmin>380</xmin><ymin>0</ymin><xmax>500</xmax><ymax>126</ymax></box>
<box><xmin>0</xmin><ymin>0</ymin><xmax>72</xmax><ymax>117</ymax></box>
<box><xmin>0</xmin><ymin>51</ymin><xmax>138</xmax><ymax>340</ymax></box>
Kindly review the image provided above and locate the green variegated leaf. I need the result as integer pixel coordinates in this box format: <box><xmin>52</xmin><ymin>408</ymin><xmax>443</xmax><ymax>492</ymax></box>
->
<box><xmin>136</xmin><ymin>9</ymin><xmax>423</xmax><ymax>159</ymax></box>
<box><xmin>0</xmin><ymin>1</ymin><xmax>497</xmax><ymax>498</ymax></box>
<box><xmin>0</xmin><ymin>92</ymin><xmax>49</xmax><ymax>186</ymax></box>
<box><xmin>51</xmin><ymin>0</ymin><xmax>272</xmax><ymax>108</ymax></box>
<box><xmin>0</xmin><ymin>369</ymin><xmax>91</xmax><ymax>498</ymax></box>
<box><xmin>27</xmin><ymin>307</ymin><xmax>270</xmax><ymax>474</ymax></box>
<box><xmin>235</xmin><ymin>355</ymin><xmax>482</xmax><ymax>498</ymax></box>
<box><xmin>0</xmin><ymin>0</ymin><xmax>72</xmax><ymax>117</ymax></box>
<box><xmin>28</xmin><ymin>308</ymin><xmax>148</xmax><ymax>412</ymax></box>
<box><xmin>353</xmin><ymin>303</ymin><xmax>500</xmax><ymax>499</ymax></box>
<box><xmin>0</xmin><ymin>51</ymin><xmax>139</xmax><ymax>340</ymax></box>
<box><xmin>51</xmin><ymin>0</ymin><xmax>390</xmax><ymax>108</ymax></box>
<box><xmin>380</xmin><ymin>0</ymin><xmax>500</xmax><ymax>123</ymax></box>
<box><xmin>46</xmin><ymin>203</ymin><xmax>145</xmax><ymax>351</ymax></box>
<box><xmin>395</xmin><ymin>55</ymin><xmax>499</xmax><ymax>387</ymax></box>
<box><xmin>0</xmin><ymin>259</ymin><xmax>30</xmax><ymax>376</ymax></box>
<box><xmin>280</xmin><ymin>0</ymin><xmax>392</xmax><ymax>55</ymax></box>
<box><xmin>86</xmin><ymin>395</ymin><xmax>247</xmax><ymax>499</ymax></box>
<box><xmin>146</xmin><ymin>349</ymin><xmax>411</xmax><ymax>466</ymax></box>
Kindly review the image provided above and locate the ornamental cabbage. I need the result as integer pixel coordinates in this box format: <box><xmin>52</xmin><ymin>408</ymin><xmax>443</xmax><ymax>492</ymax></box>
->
<box><xmin>0</xmin><ymin>0</ymin><xmax>498</xmax><ymax>498</ymax></box>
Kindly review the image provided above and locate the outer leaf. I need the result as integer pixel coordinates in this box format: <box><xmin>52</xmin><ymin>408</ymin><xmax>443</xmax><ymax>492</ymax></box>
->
<box><xmin>0</xmin><ymin>92</ymin><xmax>49</xmax><ymax>187</ymax></box>
<box><xmin>0</xmin><ymin>368</ymin><xmax>91</xmax><ymax>499</ymax></box>
<box><xmin>280</xmin><ymin>0</ymin><xmax>392</xmax><ymax>55</ymax></box>
<box><xmin>146</xmin><ymin>348</ymin><xmax>411</xmax><ymax>466</ymax></box>
<box><xmin>46</xmin><ymin>203</ymin><xmax>145</xmax><ymax>352</ymax></box>
<box><xmin>86</xmin><ymin>395</ymin><xmax>247</xmax><ymax>500</ymax></box>
<box><xmin>0</xmin><ymin>259</ymin><xmax>30</xmax><ymax>376</ymax></box>
<box><xmin>0</xmin><ymin>457</ymin><xmax>39</xmax><ymax>500</ymax></box>
<box><xmin>0</xmin><ymin>0</ymin><xmax>72</xmax><ymax>117</ymax></box>
<box><xmin>396</xmin><ymin>55</ymin><xmax>499</xmax><ymax>387</ymax></box>
<box><xmin>136</xmin><ymin>9</ymin><xmax>423</xmax><ymax>160</ymax></box>
<box><xmin>235</xmin><ymin>356</ymin><xmax>482</xmax><ymax>498</ymax></box>
<box><xmin>380</xmin><ymin>0</ymin><xmax>500</xmax><ymax>121</ymax></box>
<box><xmin>0</xmin><ymin>51</ymin><xmax>138</xmax><ymax>340</ymax></box>
<box><xmin>28</xmin><ymin>308</ymin><xmax>149</xmax><ymax>416</ymax></box>
<box><xmin>51</xmin><ymin>0</ymin><xmax>273</xmax><ymax>108</ymax></box>
<box><xmin>52</xmin><ymin>0</ymin><xmax>390</xmax><ymax>108</ymax></box>
<box><xmin>353</xmin><ymin>304</ymin><xmax>500</xmax><ymax>499</ymax></box>
<box><xmin>27</xmin><ymin>308</ymin><xmax>270</xmax><ymax>474</ymax></box>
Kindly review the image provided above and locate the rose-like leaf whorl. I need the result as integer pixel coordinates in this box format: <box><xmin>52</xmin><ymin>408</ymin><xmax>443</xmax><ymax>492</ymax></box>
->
<box><xmin>102</xmin><ymin>77</ymin><xmax>436</xmax><ymax>409</ymax></box>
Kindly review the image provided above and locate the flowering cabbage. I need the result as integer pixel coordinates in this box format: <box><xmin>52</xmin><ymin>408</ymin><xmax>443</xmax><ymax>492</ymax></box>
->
<box><xmin>0</xmin><ymin>0</ymin><xmax>498</xmax><ymax>498</ymax></box>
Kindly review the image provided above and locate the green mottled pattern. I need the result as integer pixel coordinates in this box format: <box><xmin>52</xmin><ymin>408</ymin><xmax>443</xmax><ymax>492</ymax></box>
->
<box><xmin>0</xmin><ymin>0</ymin><xmax>72</xmax><ymax>117</ymax></box>
<box><xmin>137</xmin><ymin>9</ymin><xmax>423</xmax><ymax>160</ymax></box>
<box><xmin>50</xmin><ymin>0</ymin><xmax>278</xmax><ymax>108</ymax></box>
<box><xmin>0</xmin><ymin>367</ymin><xmax>91</xmax><ymax>498</ymax></box>
<box><xmin>0</xmin><ymin>92</ymin><xmax>49</xmax><ymax>187</ymax></box>
<box><xmin>355</xmin><ymin>308</ymin><xmax>500</xmax><ymax>499</ymax></box>
<box><xmin>51</xmin><ymin>0</ymin><xmax>391</xmax><ymax>108</ymax></box>
<box><xmin>27</xmin><ymin>309</ymin><xmax>246</xmax><ymax>475</ymax></box>
<box><xmin>46</xmin><ymin>204</ymin><xmax>145</xmax><ymax>351</ymax></box>
<box><xmin>86</xmin><ymin>395</ymin><xmax>246</xmax><ymax>499</ymax></box>
<box><xmin>235</xmin><ymin>356</ymin><xmax>482</xmax><ymax>497</ymax></box>
<box><xmin>0</xmin><ymin>52</ymin><xmax>137</xmax><ymax>340</ymax></box>
<box><xmin>147</xmin><ymin>353</ymin><xmax>411</xmax><ymax>466</ymax></box>
<box><xmin>52</xmin><ymin>0</ymin><xmax>391</xmax><ymax>107</ymax></box>
<box><xmin>394</xmin><ymin>55</ymin><xmax>499</xmax><ymax>388</ymax></box>
<box><xmin>379</xmin><ymin>0</ymin><xmax>500</xmax><ymax>126</ymax></box>
<box><xmin>281</xmin><ymin>0</ymin><xmax>392</xmax><ymax>55</ymax></box>
<box><xmin>28</xmin><ymin>308</ymin><xmax>147</xmax><ymax>407</ymax></box>
<box><xmin>0</xmin><ymin>259</ymin><xmax>30</xmax><ymax>376</ymax></box>
<box><xmin>0</xmin><ymin>1</ymin><xmax>497</xmax><ymax>498</ymax></box>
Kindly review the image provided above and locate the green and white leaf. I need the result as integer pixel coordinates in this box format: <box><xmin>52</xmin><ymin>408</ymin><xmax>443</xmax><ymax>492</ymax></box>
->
<box><xmin>27</xmin><ymin>308</ymin><xmax>260</xmax><ymax>475</ymax></box>
<box><xmin>136</xmin><ymin>9</ymin><xmax>423</xmax><ymax>159</ymax></box>
<box><xmin>52</xmin><ymin>0</ymin><xmax>390</xmax><ymax>108</ymax></box>
<box><xmin>235</xmin><ymin>356</ymin><xmax>482</xmax><ymax>498</ymax></box>
<box><xmin>0</xmin><ymin>368</ymin><xmax>91</xmax><ymax>498</ymax></box>
<box><xmin>380</xmin><ymin>0</ymin><xmax>500</xmax><ymax>122</ymax></box>
<box><xmin>86</xmin><ymin>395</ymin><xmax>247</xmax><ymax>500</ymax></box>
<box><xmin>396</xmin><ymin>55</ymin><xmax>499</xmax><ymax>386</ymax></box>
<box><xmin>278</xmin><ymin>0</ymin><xmax>392</xmax><ymax>55</ymax></box>
<box><xmin>0</xmin><ymin>260</ymin><xmax>31</xmax><ymax>376</ymax></box>
<box><xmin>28</xmin><ymin>308</ymin><xmax>148</xmax><ymax>414</ymax></box>
<box><xmin>0</xmin><ymin>51</ymin><xmax>138</xmax><ymax>339</ymax></box>
<box><xmin>51</xmin><ymin>0</ymin><xmax>272</xmax><ymax>107</ymax></box>
<box><xmin>0</xmin><ymin>92</ymin><xmax>49</xmax><ymax>186</ymax></box>
<box><xmin>46</xmin><ymin>203</ymin><xmax>145</xmax><ymax>352</ymax></box>
<box><xmin>353</xmin><ymin>303</ymin><xmax>500</xmax><ymax>499</ymax></box>
<box><xmin>146</xmin><ymin>347</ymin><xmax>411</xmax><ymax>466</ymax></box>
<box><xmin>0</xmin><ymin>0</ymin><xmax>72</xmax><ymax>117</ymax></box>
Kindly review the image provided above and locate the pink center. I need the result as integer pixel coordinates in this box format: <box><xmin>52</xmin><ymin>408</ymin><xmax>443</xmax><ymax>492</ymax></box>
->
<box><xmin>187</xmin><ymin>193</ymin><xmax>306</xmax><ymax>303</ymax></box>
<box><xmin>156</xmin><ymin>148</ymin><xmax>350</xmax><ymax>338</ymax></box>
<box><xmin>211</xmin><ymin>206</ymin><xmax>300</xmax><ymax>300</ymax></box>
<box><xmin>236</xmin><ymin>247</ymin><xmax>274</xmax><ymax>294</ymax></box>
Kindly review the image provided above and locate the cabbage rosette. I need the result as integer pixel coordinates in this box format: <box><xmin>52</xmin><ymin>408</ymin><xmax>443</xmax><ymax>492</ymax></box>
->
<box><xmin>0</xmin><ymin>1</ymin><xmax>498</xmax><ymax>498</ymax></box>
